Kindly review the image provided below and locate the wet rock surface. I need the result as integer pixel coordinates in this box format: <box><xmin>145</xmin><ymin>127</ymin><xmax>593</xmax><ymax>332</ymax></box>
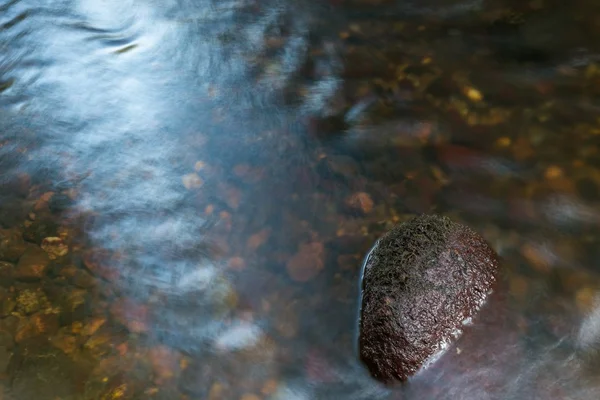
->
<box><xmin>22</xmin><ymin>217</ymin><xmax>58</xmax><ymax>245</ymax></box>
<box><xmin>9</xmin><ymin>346</ymin><xmax>92</xmax><ymax>400</ymax></box>
<box><xmin>0</xmin><ymin>228</ymin><xmax>27</xmax><ymax>262</ymax></box>
<box><xmin>359</xmin><ymin>214</ymin><xmax>499</xmax><ymax>383</ymax></box>
<box><xmin>14</xmin><ymin>246</ymin><xmax>50</xmax><ymax>281</ymax></box>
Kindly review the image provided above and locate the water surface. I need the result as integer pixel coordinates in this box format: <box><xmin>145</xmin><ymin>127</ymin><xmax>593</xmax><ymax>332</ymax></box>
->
<box><xmin>1</xmin><ymin>0</ymin><xmax>600</xmax><ymax>399</ymax></box>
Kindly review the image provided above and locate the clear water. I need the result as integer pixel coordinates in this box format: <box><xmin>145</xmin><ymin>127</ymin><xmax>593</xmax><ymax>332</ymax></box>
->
<box><xmin>1</xmin><ymin>0</ymin><xmax>600</xmax><ymax>399</ymax></box>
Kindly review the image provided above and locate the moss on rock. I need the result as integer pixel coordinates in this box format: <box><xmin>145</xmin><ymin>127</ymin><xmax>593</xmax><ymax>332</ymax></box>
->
<box><xmin>358</xmin><ymin>214</ymin><xmax>499</xmax><ymax>383</ymax></box>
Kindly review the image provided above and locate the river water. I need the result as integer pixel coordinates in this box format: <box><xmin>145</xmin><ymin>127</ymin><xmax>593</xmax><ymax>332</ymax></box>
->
<box><xmin>1</xmin><ymin>0</ymin><xmax>600</xmax><ymax>399</ymax></box>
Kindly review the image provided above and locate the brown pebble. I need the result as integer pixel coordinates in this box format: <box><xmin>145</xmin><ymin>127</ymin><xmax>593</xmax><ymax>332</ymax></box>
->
<box><xmin>275</xmin><ymin>309</ymin><xmax>298</xmax><ymax>338</ymax></box>
<box><xmin>512</xmin><ymin>137</ymin><xmax>535</xmax><ymax>161</ymax></box>
<box><xmin>247</xmin><ymin>229</ymin><xmax>270</xmax><ymax>250</ymax></box>
<box><xmin>233</xmin><ymin>163</ymin><xmax>251</xmax><ymax>178</ymax></box>
<box><xmin>82</xmin><ymin>317</ymin><xmax>106</xmax><ymax>336</ymax></box>
<box><xmin>0</xmin><ymin>228</ymin><xmax>27</xmax><ymax>262</ymax></box>
<box><xmin>261</xmin><ymin>379</ymin><xmax>278</xmax><ymax>395</ymax></box>
<box><xmin>194</xmin><ymin>161</ymin><xmax>206</xmax><ymax>171</ymax></box>
<box><xmin>1</xmin><ymin>172</ymin><xmax>30</xmax><ymax>197</ymax></box>
<box><xmin>34</xmin><ymin>191</ymin><xmax>54</xmax><ymax>211</ymax></box>
<box><xmin>464</xmin><ymin>86</ymin><xmax>483</xmax><ymax>102</ymax></box>
<box><xmin>509</xmin><ymin>276</ymin><xmax>529</xmax><ymax>302</ymax></box>
<box><xmin>71</xmin><ymin>269</ymin><xmax>97</xmax><ymax>289</ymax></box>
<box><xmin>70</xmin><ymin>321</ymin><xmax>83</xmax><ymax>334</ymax></box>
<box><xmin>208</xmin><ymin>383</ymin><xmax>224</xmax><ymax>400</ymax></box>
<box><xmin>14</xmin><ymin>246</ymin><xmax>50</xmax><ymax>281</ymax></box>
<box><xmin>83</xmin><ymin>249</ymin><xmax>120</xmax><ymax>281</ymax></box>
<box><xmin>521</xmin><ymin>243</ymin><xmax>551</xmax><ymax>273</ymax></box>
<box><xmin>149</xmin><ymin>345</ymin><xmax>182</xmax><ymax>383</ymax></box>
<box><xmin>576</xmin><ymin>287</ymin><xmax>596</xmax><ymax>312</ymax></box>
<box><xmin>84</xmin><ymin>332</ymin><xmax>112</xmax><ymax>357</ymax></box>
<box><xmin>110</xmin><ymin>298</ymin><xmax>149</xmax><ymax>333</ymax></box>
<box><xmin>49</xmin><ymin>330</ymin><xmax>78</xmax><ymax>354</ymax></box>
<box><xmin>228</xmin><ymin>257</ymin><xmax>246</xmax><ymax>271</ymax></box>
<box><xmin>41</xmin><ymin>236</ymin><xmax>69</xmax><ymax>259</ymax></box>
<box><xmin>495</xmin><ymin>137</ymin><xmax>511</xmax><ymax>147</ymax></box>
<box><xmin>0</xmin><ymin>288</ymin><xmax>15</xmax><ymax>316</ymax></box>
<box><xmin>15</xmin><ymin>313</ymin><xmax>60</xmax><ymax>343</ymax></box>
<box><xmin>286</xmin><ymin>242</ymin><xmax>325</xmax><ymax>282</ymax></box>
<box><xmin>220</xmin><ymin>184</ymin><xmax>242</xmax><ymax>210</ymax></box>
<box><xmin>240</xmin><ymin>394</ymin><xmax>261</xmax><ymax>400</ymax></box>
<box><xmin>544</xmin><ymin>166</ymin><xmax>563</xmax><ymax>180</ymax></box>
<box><xmin>15</xmin><ymin>289</ymin><xmax>46</xmax><ymax>315</ymax></box>
<box><xmin>0</xmin><ymin>261</ymin><xmax>15</xmax><ymax>283</ymax></box>
<box><xmin>345</xmin><ymin>192</ymin><xmax>374</xmax><ymax>214</ymax></box>
<box><xmin>182</xmin><ymin>173</ymin><xmax>204</xmax><ymax>190</ymax></box>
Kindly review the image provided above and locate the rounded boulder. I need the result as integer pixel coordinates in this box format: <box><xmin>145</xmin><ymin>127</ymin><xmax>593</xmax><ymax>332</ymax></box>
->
<box><xmin>358</xmin><ymin>214</ymin><xmax>499</xmax><ymax>383</ymax></box>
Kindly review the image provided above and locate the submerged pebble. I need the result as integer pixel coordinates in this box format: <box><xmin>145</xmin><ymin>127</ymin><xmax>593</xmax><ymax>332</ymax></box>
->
<box><xmin>14</xmin><ymin>245</ymin><xmax>50</xmax><ymax>281</ymax></box>
<box><xmin>0</xmin><ymin>228</ymin><xmax>27</xmax><ymax>262</ymax></box>
<box><xmin>358</xmin><ymin>214</ymin><xmax>499</xmax><ymax>383</ymax></box>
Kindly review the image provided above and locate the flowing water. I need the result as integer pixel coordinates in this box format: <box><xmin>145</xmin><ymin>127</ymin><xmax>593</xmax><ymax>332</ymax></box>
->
<box><xmin>1</xmin><ymin>0</ymin><xmax>600</xmax><ymax>399</ymax></box>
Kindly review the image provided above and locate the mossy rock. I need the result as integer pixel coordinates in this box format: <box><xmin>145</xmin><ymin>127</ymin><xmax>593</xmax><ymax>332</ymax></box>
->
<box><xmin>358</xmin><ymin>214</ymin><xmax>499</xmax><ymax>383</ymax></box>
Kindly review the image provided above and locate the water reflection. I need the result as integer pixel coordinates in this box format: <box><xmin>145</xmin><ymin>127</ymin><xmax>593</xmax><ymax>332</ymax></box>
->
<box><xmin>0</xmin><ymin>0</ymin><xmax>600</xmax><ymax>398</ymax></box>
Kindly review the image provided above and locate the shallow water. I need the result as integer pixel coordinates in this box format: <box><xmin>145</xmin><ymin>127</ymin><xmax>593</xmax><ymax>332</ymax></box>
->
<box><xmin>1</xmin><ymin>0</ymin><xmax>600</xmax><ymax>399</ymax></box>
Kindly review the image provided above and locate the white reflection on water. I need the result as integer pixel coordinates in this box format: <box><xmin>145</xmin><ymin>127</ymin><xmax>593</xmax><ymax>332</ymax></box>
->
<box><xmin>579</xmin><ymin>296</ymin><xmax>600</xmax><ymax>359</ymax></box>
<box><xmin>214</xmin><ymin>321</ymin><xmax>263</xmax><ymax>351</ymax></box>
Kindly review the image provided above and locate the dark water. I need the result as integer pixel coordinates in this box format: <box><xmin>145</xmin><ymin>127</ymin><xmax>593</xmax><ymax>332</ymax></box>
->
<box><xmin>1</xmin><ymin>0</ymin><xmax>600</xmax><ymax>398</ymax></box>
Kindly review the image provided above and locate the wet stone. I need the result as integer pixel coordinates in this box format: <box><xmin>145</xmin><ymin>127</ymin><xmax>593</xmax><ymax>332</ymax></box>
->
<box><xmin>0</xmin><ymin>346</ymin><xmax>11</xmax><ymax>374</ymax></box>
<box><xmin>71</xmin><ymin>268</ymin><xmax>97</xmax><ymax>289</ymax></box>
<box><xmin>286</xmin><ymin>242</ymin><xmax>325</xmax><ymax>282</ymax></box>
<box><xmin>10</xmin><ymin>347</ymin><xmax>91</xmax><ymax>400</ymax></box>
<box><xmin>322</xmin><ymin>155</ymin><xmax>361</xmax><ymax>179</ymax></box>
<box><xmin>148</xmin><ymin>345</ymin><xmax>183</xmax><ymax>384</ymax></box>
<box><xmin>15</xmin><ymin>289</ymin><xmax>48</xmax><ymax>315</ymax></box>
<box><xmin>110</xmin><ymin>298</ymin><xmax>149</xmax><ymax>334</ymax></box>
<box><xmin>241</xmin><ymin>394</ymin><xmax>261</xmax><ymax>400</ymax></box>
<box><xmin>358</xmin><ymin>214</ymin><xmax>500</xmax><ymax>383</ymax></box>
<box><xmin>83</xmin><ymin>331</ymin><xmax>113</xmax><ymax>358</ymax></box>
<box><xmin>52</xmin><ymin>263</ymin><xmax>88</xmax><ymax>287</ymax></box>
<box><xmin>0</xmin><ymin>172</ymin><xmax>31</xmax><ymax>198</ymax></box>
<box><xmin>0</xmin><ymin>261</ymin><xmax>15</xmax><ymax>286</ymax></box>
<box><xmin>0</xmin><ymin>228</ymin><xmax>27</xmax><ymax>262</ymax></box>
<box><xmin>49</xmin><ymin>327</ymin><xmax>79</xmax><ymax>355</ymax></box>
<box><xmin>2</xmin><ymin>299</ymin><xmax>16</xmax><ymax>317</ymax></box>
<box><xmin>345</xmin><ymin>192</ymin><xmax>374</xmax><ymax>214</ymax></box>
<box><xmin>0</xmin><ymin>286</ymin><xmax>9</xmax><ymax>302</ymax></box>
<box><xmin>84</xmin><ymin>373</ymin><xmax>140</xmax><ymax>400</ymax></box>
<box><xmin>41</xmin><ymin>236</ymin><xmax>69</xmax><ymax>259</ymax></box>
<box><xmin>577</xmin><ymin>177</ymin><xmax>599</xmax><ymax>201</ymax></box>
<box><xmin>22</xmin><ymin>217</ymin><xmax>58</xmax><ymax>245</ymax></box>
<box><xmin>48</xmin><ymin>192</ymin><xmax>76</xmax><ymax>213</ymax></box>
<box><xmin>0</xmin><ymin>287</ymin><xmax>16</xmax><ymax>317</ymax></box>
<box><xmin>0</xmin><ymin>197</ymin><xmax>28</xmax><ymax>228</ymax></box>
<box><xmin>53</xmin><ymin>263</ymin><xmax>77</xmax><ymax>279</ymax></box>
<box><xmin>58</xmin><ymin>288</ymin><xmax>91</xmax><ymax>326</ymax></box>
<box><xmin>0</xmin><ymin>330</ymin><xmax>14</xmax><ymax>348</ymax></box>
<box><xmin>14</xmin><ymin>246</ymin><xmax>50</xmax><ymax>281</ymax></box>
<box><xmin>15</xmin><ymin>313</ymin><xmax>60</xmax><ymax>343</ymax></box>
<box><xmin>0</xmin><ymin>316</ymin><xmax>18</xmax><ymax>337</ymax></box>
<box><xmin>82</xmin><ymin>249</ymin><xmax>120</xmax><ymax>282</ymax></box>
<box><xmin>81</xmin><ymin>317</ymin><xmax>106</xmax><ymax>336</ymax></box>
